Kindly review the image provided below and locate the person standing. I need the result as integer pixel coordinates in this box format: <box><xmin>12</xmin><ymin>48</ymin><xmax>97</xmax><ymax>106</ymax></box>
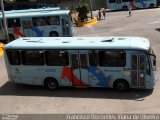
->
<box><xmin>129</xmin><ymin>7</ymin><xmax>132</xmax><ymax>16</ymax></box>
<box><xmin>102</xmin><ymin>9</ymin><xmax>106</xmax><ymax>20</ymax></box>
<box><xmin>98</xmin><ymin>9</ymin><xmax>101</xmax><ymax>20</ymax></box>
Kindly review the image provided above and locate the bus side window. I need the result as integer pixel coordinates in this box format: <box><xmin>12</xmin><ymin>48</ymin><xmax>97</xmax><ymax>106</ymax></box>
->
<box><xmin>6</xmin><ymin>50</ymin><xmax>21</xmax><ymax>65</ymax></box>
<box><xmin>22</xmin><ymin>20</ymin><xmax>32</xmax><ymax>29</ymax></box>
<box><xmin>32</xmin><ymin>17</ymin><xmax>47</xmax><ymax>26</ymax></box>
<box><xmin>7</xmin><ymin>18</ymin><xmax>21</xmax><ymax>28</ymax></box>
<box><xmin>45</xmin><ymin>50</ymin><xmax>69</xmax><ymax>66</ymax></box>
<box><xmin>89</xmin><ymin>50</ymin><xmax>98</xmax><ymax>66</ymax></box>
<box><xmin>21</xmin><ymin>50</ymin><xmax>44</xmax><ymax>65</ymax></box>
<box><xmin>47</xmin><ymin>16</ymin><xmax>60</xmax><ymax>25</ymax></box>
<box><xmin>98</xmin><ymin>50</ymin><xmax>126</xmax><ymax>67</ymax></box>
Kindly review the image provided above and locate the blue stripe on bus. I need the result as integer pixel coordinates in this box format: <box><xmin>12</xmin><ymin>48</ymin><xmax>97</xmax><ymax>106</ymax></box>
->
<box><xmin>32</xmin><ymin>27</ymin><xmax>44</xmax><ymax>37</ymax></box>
<box><xmin>88</xmin><ymin>66</ymin><xmax>111</xmax><ymax>87</ymax></box>
<box><xmin>140</xmin><ymin>0</ymin><xmax>146</xmax><ymax>8</ymax></box>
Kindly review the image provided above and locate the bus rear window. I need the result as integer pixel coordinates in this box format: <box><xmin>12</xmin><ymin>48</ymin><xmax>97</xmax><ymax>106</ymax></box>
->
<box><xmin>6</xmin><ymin>50</ymin><xmax>21</xmax><ymax>65</ymax></box>
<box><xmin>98</xmin><ymin>50</ymin><xmax>126</xmax><ymax>67</ymax></box>
<box><xmin>21</xmin><ymin>50</ymin><xmax>44</xmax><ymax>65</ymax></box>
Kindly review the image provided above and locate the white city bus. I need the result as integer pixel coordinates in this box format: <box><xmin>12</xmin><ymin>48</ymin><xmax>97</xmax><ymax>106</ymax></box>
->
<box><xmin>4</xmin><ymin>37</ymin><xmax>156</xmax><ymax>91</ymax></box>
<box><xmin>106</xmin><ymin>0</ymin><xmax>157</xmax><ymax>10</ymax></box>
<box><xmin>0</xmin><ymin>8</ymin><xmax>74</xmax><ymax>42</ymax></box>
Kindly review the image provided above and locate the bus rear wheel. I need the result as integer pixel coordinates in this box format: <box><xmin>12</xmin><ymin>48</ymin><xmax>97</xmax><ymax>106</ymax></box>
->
<box><xmin>150</xmin><ymin>4</ymin><xmax>154</xmax><ymax>8</ymax></box>
<box><xmin>122</xmin><ymin>6</ymin><xmax>128</xmax><ymax>11</ymax></box>
<box><xmin>44</xmin><ymin>78</ymin><xmax>59</xmax><ymax>90</ymax></box>
<box><xmin>114</xmin><ymin>80</ymin><xmax>129</xmax><ymax>91</ymax></box>
<box><xmin>49</xmin><ymin>32</ymin><xmax>59</xmax><ymax>37</ymax></box>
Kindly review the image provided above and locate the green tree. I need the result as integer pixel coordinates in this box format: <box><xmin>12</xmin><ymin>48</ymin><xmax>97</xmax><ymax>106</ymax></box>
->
<box><xmin>77</xmin><ymin>0</ymin><xmax>89</xmax><ymax>22</ymax></box>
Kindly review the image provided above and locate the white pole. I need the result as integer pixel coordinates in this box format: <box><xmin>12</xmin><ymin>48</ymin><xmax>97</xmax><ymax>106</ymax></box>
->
<box><xmin>1</xmin><ymin>0</ymin><xmax>9</xmax><ymax>43</ymax></box>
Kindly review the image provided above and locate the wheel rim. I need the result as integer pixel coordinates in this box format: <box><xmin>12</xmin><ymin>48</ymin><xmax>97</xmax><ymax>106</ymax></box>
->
<box><xmin>117</xmin><ymin>83</ymin><xmax>125</xmax><ymax>91</ymax></box>
<box><xmin>50</xmin><ymin>34</ymin><xmax>56</xmax><ymax>37</ymax></box>
<box><xmin>123</xmin><ymin>6</ymin><xmax>127</xmax><ymax>10</ymax></box>
<box><xmin>48</xmin><ymin>81</ymin><xmax>56</xmax><ymax>89</ymax></box>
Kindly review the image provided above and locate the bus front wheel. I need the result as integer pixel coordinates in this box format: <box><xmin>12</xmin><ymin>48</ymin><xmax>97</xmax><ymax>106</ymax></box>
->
<box><xmin>114</xmin><ymin>80</ymin><xmax>129</xmax><ymax>91</ymax></box>
<box><xmin>44</xmin><ymin>78</ymin><xmax>59</xmax><ymax>90</ymax></box>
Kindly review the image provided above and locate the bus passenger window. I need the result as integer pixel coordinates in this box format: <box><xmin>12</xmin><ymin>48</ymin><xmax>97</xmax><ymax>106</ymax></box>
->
<box><xmin>7</xmin><ymin>18</ymin><xmax>21</xmax><ymax>28</ymax></box>
<box><xmin>6</xmin><ymin>50</ymin><xmax>21</xmax><ymax>65</ymax></box>
<box><xmin>47</xmin><ymin>16</ymin><xmax>60</xmax><ymax>25</ymax></box>
<box><xmin>98</xmin><ymin>50</ymin><xmax>126</xmax><ymax>67</ymax></box>
<box><xmin>89</xmin><ymin>50</ymin><xmax>98</xmax><ymax>66</ymax></box>
<box><xmin>45</xmin><ymin>50</ymin><xmax>69</xmax><ymax>66</ymax></box>
<box><xmin>32</xmin><ymin>17</ymin><xmax>47</xmax><ymax>26</ymax></box>
<box><xmin>22</xmin><ymin>20</ymin><xmax>32</xmax><ymax>29</ymax></box>
<box><xmin>21</xmin><ymin>50</ymin><xmax>44</xmax><ymax>65</ymax></box>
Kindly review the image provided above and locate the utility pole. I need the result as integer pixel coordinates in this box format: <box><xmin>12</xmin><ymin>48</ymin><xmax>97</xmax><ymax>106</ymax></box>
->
<box><xmin>89</xmin><ymin>0</ymin><xmax>93</xmax><ymax>19</ymax></box>
<box><xmin>1</xmin><ymin>0</ymin><xmax>9</xmax><ymax>43</ymax></box>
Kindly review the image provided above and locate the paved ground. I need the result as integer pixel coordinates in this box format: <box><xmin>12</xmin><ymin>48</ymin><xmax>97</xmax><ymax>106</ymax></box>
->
<box><xmin>0</xmin><ymin>8</ymin><xmax>160</xmax><ymax>115</ymax></box>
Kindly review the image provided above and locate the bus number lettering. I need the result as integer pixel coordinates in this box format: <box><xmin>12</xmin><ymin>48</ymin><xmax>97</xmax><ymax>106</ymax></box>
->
<box><xmin>46</xmin><ymin>69</ymin><xmax>56</xmax><ymax>72</ymax></box>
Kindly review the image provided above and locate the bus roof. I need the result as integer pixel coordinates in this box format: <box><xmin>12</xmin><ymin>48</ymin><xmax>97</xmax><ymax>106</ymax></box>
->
<box><xmin>4</xmin><ymin>37</ymin><xmax>150</xmax><ymax>51</ymax></box>
<box><xmin>3</xmin><ymin>7</ymin><xmax>60</xmax><ymax>14</ymax></box>
<box><xmin>0</xmin><ymin>9</ymin><xmax>69</xmax><ymax>19</ymax></box>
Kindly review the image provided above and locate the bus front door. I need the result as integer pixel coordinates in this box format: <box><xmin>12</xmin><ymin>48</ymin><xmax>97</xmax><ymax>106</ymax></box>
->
<box><xmin>71</xmin><ymin>52</ymin><xmax>90</xmax><ymax>87</ymax></box>
<box><xmin>131</xmin><ymin>53</ymin><xmax>145</xmax><ymax>88</ymax></box>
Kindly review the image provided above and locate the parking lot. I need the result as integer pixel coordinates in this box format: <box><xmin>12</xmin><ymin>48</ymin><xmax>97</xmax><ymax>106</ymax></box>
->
<box><xmin>0</xmin><ymin>8</ymin><xmax>160</xmax><ymax>114</ymax></box>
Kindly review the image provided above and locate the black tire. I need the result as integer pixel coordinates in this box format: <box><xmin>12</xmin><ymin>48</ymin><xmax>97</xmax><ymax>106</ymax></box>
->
<box><xmin>150</xmin><ymin>4</ymin><xmax>154</xmax><ymax>8</ymax></box>
<box><xmin>122</xmin><ymin>6</ymin><xmax>128</xmax><ymax>11</ymax></box>
<box><xmin>114</xmin><ymin>80</ymin><xmax>129</xmax><ymax>91</ymax></box>
<box><xmin>44</xmin><ymin>78</ymin><xmax>59</xmax><ymax>90</ymax></box>
<box><xmin>49</xmin><ymin>32</ymin><xmax>59</xmax><ymax>37</ymax></box>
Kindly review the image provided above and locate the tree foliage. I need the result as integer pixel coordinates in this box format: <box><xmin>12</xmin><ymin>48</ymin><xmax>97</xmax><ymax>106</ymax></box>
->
<box><xmin>77</xmin><ymin>0</ymin><xmax>89</xmax><ymax>22</ymax></box>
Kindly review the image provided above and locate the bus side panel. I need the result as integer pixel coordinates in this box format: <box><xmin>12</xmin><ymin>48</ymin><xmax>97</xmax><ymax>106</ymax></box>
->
<box><xmin>60</xmin><ymin>66</ymin><xmax>73</xmax><ymax>86</ymax></box>
<box><xmin>42</xmin><ymin>26</ymin><xmax>62</xmax><ymax>37</ymax></box>
<box><xmin>10</xmin><ymin>66</ymin><xmax>34</xmax><ymax>85</ymax></box>
<box><xmin>97</xmin><ymin>67</ymin><xmax>130</xmax><ymax>88</ymax></box>
<box><xmin>121</xmin><ymin>2</ymin><xmax>130</xmax><ymax>9</ymax></box>
<box><xmin>89</xmin><ymin>50</ymin><xmax>131</xmax><ymax>88</ymax></box>
<box><xmin>88</xmin><ymin>66</ymin><xmax>111</xmax><ymax>88</ymax></box>
<box><xmin>42</xmin><ymin>66</ymin><xmax>63</xmax><ymax>86</ymax></box>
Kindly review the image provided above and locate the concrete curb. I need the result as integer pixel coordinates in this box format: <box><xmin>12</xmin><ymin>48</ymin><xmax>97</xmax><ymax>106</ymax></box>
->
<box><xmin>77</xmin><ymin>17</ymin><xmax>97</xmax><ymax>27</ymax></box>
